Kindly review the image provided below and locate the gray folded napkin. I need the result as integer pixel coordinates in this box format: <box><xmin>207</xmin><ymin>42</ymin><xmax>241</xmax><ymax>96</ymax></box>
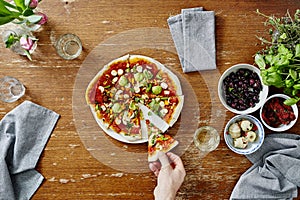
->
<box><xmin>167</xmin><ymin>7</ymin><xmax>216</xmax><ymax>73</ymax></box>
<box><xmin>0</xmin><ymin>100</ymin><xmax>59</xmax><ymax>200</ymax></box>
<box><xmin>230</xmin><ymin>133</ymin><xmax>300</xmax><ymax>200</ymax></box>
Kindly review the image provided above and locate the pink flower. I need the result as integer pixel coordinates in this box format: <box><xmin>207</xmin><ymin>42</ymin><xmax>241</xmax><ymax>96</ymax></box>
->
<box><xmin>29</xmin><ymin>0</ymin><xmax>39</xmax><ymax>9</ymax></box>
<box><xmin>20</xmin><ymin>35</ymin><xmax>34</xmax><ymax>51</ymax></box>
<box><xmin>37</xmin><ymin>12</ymin><xmax>48</xmax><ymax>25</ymax></box>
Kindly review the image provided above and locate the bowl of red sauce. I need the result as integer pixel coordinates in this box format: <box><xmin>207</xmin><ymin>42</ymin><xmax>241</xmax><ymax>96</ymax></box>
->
<box><xmin>260</xmin><ymin>94</ymin><xmax>298</xmax><ymax>132</ymax></box>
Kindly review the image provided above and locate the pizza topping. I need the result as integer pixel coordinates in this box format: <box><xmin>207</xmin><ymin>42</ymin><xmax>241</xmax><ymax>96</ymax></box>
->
<box><xmin>100</xmin><ymin>105</ymin><xmax>106</xmax><ymax>111</ymax></box>
<box><xmin>112</xmin><ymin>103</ymin><xmax>122</xmax><ymax>113</ymax></box>
<box><xmin>159</xmin><ymin>101</ymin><xmax>165</xmax><ymax>107</ymax></box>
<box><xmin>122</xmin><ymin>111</ymin><xmax>130</xmax><ymax>125</ymax></box>
<box><xmin>117</xmin><ymin>69</ymin><xmax>124</xmax><ymax>76</ymax></box>
<box><xmin>152</xmin><ymin>85</ymin><xmax>162</xmax><ymax>95</ymax></box>
<box><xmin>133</xmin><ymin>73</ymin><xmax>142</xmax><ymax>82</ymax></box>
<box><xmin>118</xmin><ymin>76</ymin><xmax>128</xmax><ymax>86</ymax></box>
<box><xmin>111</xmin><ymin>70</ymin><xmax>118</xmax><ymax>76</ymax></box>
<box><xmin>114</xmin><ymin>90</ymin><xmax>123</xmax><ymax>100</ymax></box>
<box><xmin>160</xmin><ymin>82</ymin><xmax>168</xmax><ymax>89</ymax></box>
<box><xmin>98</xmin><ymin>86</ymin><xmax>105</xmax><ymax>93</ymax></box>
<box><xmin>164</xmin><ymin>90</ymin><xmax>170</xmax><ymax>95</ymax></box>
<box><xmin>134</xmin><ymin>85</ymin><xmax>140</xmax><ymax>93</ymax></box>
<box><xmin>143</xmin><ymin>69</ymin><xmax>153</xmax><ymax>80</ymax></box>
<box><xmin>136</xmin><ymin>65</ymin><xmax>143</xmax><ymax>73</ymax></box>
<box><xmin>129</xmin><ymin>101</ymin><xmax>137</xmax><ymax>110</ymax></box>
<box><xmin>112</xmin><ymin>77</ymin><xmax>118</xmax><ymax>84</ymax></box>
<box><xmin>115</xmin><ymin>117</ymin><xmax>121</xmax><ymax>125</ymax></box>
<box><xmin>160</xmin><ymin>108</ymin><xmax>168</xmax><ymax>116</ymax></box>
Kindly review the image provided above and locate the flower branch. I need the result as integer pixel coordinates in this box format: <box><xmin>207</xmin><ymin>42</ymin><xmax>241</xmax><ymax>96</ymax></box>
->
<box><xmin>0</xmin><ymin>0</ymin><xmax>48</xmax><ymax>60</ymax></box>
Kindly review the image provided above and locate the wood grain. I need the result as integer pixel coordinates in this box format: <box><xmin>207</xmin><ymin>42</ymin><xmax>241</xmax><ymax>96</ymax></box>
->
<box><xmin>0</xmin><ymin>0</ymin><xmax>299</xmax><ymax>199</ymax></box>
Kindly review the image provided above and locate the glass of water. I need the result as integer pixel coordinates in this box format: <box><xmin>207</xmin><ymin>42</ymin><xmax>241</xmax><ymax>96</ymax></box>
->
<box><xmin>0</xmin><ymin>76</ymin><xmax>26</xmax><ymax>103</ymax></box>
<box><xmin>55</xmin><ymin>33</ymin><xmax>82</xmax><ymax>60</ymax></box>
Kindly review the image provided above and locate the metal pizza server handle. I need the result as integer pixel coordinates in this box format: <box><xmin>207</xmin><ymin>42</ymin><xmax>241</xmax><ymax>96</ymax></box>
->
<box><xmin>138</xmin><ymin>103</ymin><xmax>169</xmax><ymax>133</ymax></box>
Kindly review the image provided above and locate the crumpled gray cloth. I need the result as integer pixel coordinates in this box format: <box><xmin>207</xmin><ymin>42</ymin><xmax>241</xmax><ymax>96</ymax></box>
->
<box><xmin>0</xmin><ymin>100</ymin><xmax>59</xmax><ymax>200</ymax></box>
<box><xmin>167</xmin><ymin>7</ymin><xmax>216</xmax><ymax>73</ymax></box>
<box><xmin>230</xmin><ymin>133</ymin><xmax>300</xmax><ymax>200</ymax></box>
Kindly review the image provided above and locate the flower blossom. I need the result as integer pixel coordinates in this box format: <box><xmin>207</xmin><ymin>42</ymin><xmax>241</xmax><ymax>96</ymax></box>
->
<box><xmin>20</xmin><ymin>35</ymin><xmax>34</xmax><ymax>51</ymax></box>
<box><xmin>37</xmin><ymin>12</ymin><xmax>48</xmax><ymax>25</ymax></box>
<box><xmin>29</xmin><ymin>0</ymin><xmax>39</xmax><ymax>9</ymax></box>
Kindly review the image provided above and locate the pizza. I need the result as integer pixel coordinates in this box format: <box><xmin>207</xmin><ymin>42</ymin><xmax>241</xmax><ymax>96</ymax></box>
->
<box><xmin>146</xmin><ymin>120</ymin><xmax>179</xmax><ymax>162</ymax></box>
<box><xmin>85</xmin><ymin>54</ymin><xmax>184</xmax><ymax>161</ymax></box>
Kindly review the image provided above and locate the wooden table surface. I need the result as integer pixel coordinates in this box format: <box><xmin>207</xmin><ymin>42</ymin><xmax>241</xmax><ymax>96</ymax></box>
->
<box><xmin>1</xmin><ymin>0</ymin><xmax>300</xmax><ymax>199</ymax></box>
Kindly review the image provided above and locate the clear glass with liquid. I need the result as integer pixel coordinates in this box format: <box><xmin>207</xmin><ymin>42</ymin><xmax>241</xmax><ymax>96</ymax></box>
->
<box><xmin>194</xmin><ymin>126</ymin><xmax>220</xmax><ymax>152</ymax></box>
<box><xmin>55</xmin><ymin>33</ymin><xmax>82</xmax><ymax>60</ymax></box>
<box><xmin>0</xmin><ymin>76</ymin><xmax>26</xmax><ymax>103</ymax></box>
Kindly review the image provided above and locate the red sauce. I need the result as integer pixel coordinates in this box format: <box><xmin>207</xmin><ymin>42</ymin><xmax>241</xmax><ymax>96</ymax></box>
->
<box><xmin>262</xmin><ymin>97</ymin><xmax>296</xmax><ymax>127</ymax></box>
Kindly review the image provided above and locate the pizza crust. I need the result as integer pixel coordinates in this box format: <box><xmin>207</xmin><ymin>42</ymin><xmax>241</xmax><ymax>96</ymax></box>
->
<box><xmin>148</xmin><ymin>140</ymin><xmax>179</xmax><ymax>162</ymax></box>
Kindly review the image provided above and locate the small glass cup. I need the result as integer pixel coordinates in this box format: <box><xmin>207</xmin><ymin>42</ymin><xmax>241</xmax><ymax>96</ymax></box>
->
<box><xmin>194</xmin><ymin>126</ymin><xmax>220</xmax><ymax>153</ymax></box>
<box><xmin>55</xmin><ymin>33</ymin><xmax>82</xmax><ymax>60</ymax></box>
<box><xmin>0</xmin><ymin>76</ymin><xmax>26</xmax><ymax>103</ymax></box>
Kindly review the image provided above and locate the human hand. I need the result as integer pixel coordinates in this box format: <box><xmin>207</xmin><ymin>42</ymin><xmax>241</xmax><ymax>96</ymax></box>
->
<box><xmin>149</xmin><ymin>152</ymin><xmax>186</xmax><ymax>200</ymax></box>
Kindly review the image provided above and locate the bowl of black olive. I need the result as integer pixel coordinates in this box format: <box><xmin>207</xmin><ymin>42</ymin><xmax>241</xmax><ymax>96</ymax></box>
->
<box><xmin>218</xmin><ymin>63</ymin><xmax>269</xmax><ymax>114</ymax></box>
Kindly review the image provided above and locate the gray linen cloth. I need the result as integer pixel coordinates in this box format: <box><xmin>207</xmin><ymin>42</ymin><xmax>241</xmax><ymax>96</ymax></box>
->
<box><xmin>230</xmin><ymin>133</ymin><xmax>300</xmax><ymax>200</ymax></box>
<box><xmin>0</xmin><ymin>100</ymin><xmax>59</xmax><ymax>200</ymax></box>
<box><xmin>167</xmin><ymin>8</ymin><xmax>216</xmax><ymax>73</ymax></box>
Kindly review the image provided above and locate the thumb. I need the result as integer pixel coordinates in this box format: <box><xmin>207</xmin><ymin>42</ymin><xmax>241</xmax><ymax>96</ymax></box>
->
<box><xmin>157</xmin><ymin>151</ymin><xmax>170</xmax><ymax>168</ymax></box>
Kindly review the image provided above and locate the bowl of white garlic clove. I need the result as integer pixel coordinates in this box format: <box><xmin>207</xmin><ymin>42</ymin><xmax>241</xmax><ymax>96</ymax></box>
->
<box><xmin>224</xmin><ymin>114</ymin><xmax>265</xmax><ymax>155</ymax></box>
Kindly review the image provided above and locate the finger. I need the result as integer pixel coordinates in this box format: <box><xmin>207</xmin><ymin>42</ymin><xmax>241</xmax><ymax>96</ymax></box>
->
<box><xmin>157</xmin><ymin>151</ymin><xmax>171</xmax><ymax>168</ymax></box>
<box><xmin>149</xmin><ymin>162</ymin><xmax>157</xmax><ymax>172</ymax></box>
<box><xmin>149</xmin><ymin>161</ymin><xmax>161</xmax><ymax>172</ymax></box>
<box><xmin>166</xmin><ymin>152</ymin><xmax>185</xmax><ymax>170</ymax></box>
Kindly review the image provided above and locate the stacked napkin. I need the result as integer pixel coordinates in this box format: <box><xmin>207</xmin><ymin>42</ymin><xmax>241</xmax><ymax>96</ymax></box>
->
<box><xmin>230</xmin><ymin>133</ymin><xmax>300</xmax><ymax>200</ymax></box>
<box><xmin>167</xmin><ymin>7</ymin><xmax>216</xmax><ymax>73</ymax></box>
<box><xmin>0</xmin><ymin>101</ymin><xmax>59</xmax><ymax>200</ymax></box>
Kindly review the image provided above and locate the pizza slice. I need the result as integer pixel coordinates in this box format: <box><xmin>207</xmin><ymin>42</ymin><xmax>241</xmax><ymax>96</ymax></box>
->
<box><xmin>146</xmin><ymin>121</ymin><xmax>178</xmax><ymax>162</ymax></box>
<box><xmin>142</xmin><ymin>95</ymin><xmax>184</xmax><ymax>127</ymax></box>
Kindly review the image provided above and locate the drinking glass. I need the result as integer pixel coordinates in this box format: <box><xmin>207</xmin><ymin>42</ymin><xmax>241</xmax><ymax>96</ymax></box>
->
<box><xmin>0</xmin><ymin>76</ymin><xmax>26</xmax><ymax>103</ymax></box>
<box><xmin>55</xmin><ymin>33</ymin><xmax>82</xmax><ymax>60</ymax></box>
<box><xmin>193</xmin><ymin>126</ymin><xmax>220</xmax><ymax>153</ymax></box>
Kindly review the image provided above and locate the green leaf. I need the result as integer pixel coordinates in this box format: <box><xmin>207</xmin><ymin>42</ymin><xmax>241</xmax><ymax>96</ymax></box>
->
<box><xmin>22</xmin><ymin>8</ymin><xmax>34</xmax><ymax>16</ymax></box>
<box><xmin>14</xmin><ymin>0</ymin><xmax>26</xmax><ymax>11</ymax></box>
<box><xmin>278</xmin><ymin>44</ymin><xmax>290</xmax><ymax>55</ymax></box>
<box><xmin>24</xmin><ymin>0</ymin><xmax>30</xmax><ymax>7</ymax></box>
<box><xmin>25</xmin><ymin>14</ymin><xmax>42</xmax><ymax>23</ymax></box>
<box><xmin>274</xmin><ymin>54</ymin><xmax>290</xmax><ymax>67</ymax></box>
<box><xmin>24</xmin><ymin>49</ymin><xmax>32</xmax><ymax>61</ymax></box>
<box><xmin>292</xmin><ymin>84</ymin><xmax>300</xmax><ymax>90</ymax></box>
<box><xmin>284</xmin><ymin>97</ymin><xmax>299</xmax><ymax>106</ymax></box>
<box><xmin>0</xmin><ymin>0</ymin><xmax>13</xmax><ymax>16</ymax></box>
<box><xmin>263</xmin><ymin>71</ymin><xmax>283</xmax><ymax>87</ymax></box>
<box><xmin>5</xmin><ymin>33</ymin><xmax>18</xmax><ymax>48</ymax></box>
<box><xmin>295</xmin><ymin>44</ymin><xmax>300</xmax><ymax>58</ymax></box>
<box><xmin>289</xmin><ymin>69</ymin><xmax>297</xmax><ymax>80</ymax></box>
<box><xmin>280</xmin><ymin>33</ymin><xmax>287</xmax><ymax>40</ymax></box>
<box><xmin>265</xmin><ymin>54</ymin><xmax>275</xmax><ymax>65</ymax></box>
<box><xmin>0</xmin><ymin>16</ymin><xmax>14</xmax><ymax>25</ymax></box>
<box><xmin>254</xmin><ymin>54</ymin><xmax>266</xmax><ymax>69</ymax></box>
<box><xmin>285</xmin><ymin>79</ymin><xmax>294</xmax><ymax>88</ymax></box>
<box><xmin>292</xmin><ymin>89</ymin><xmax>298</xmax><ymax>96</ymax></box>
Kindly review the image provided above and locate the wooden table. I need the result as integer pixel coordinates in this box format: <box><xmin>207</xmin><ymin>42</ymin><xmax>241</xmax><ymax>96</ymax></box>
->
<box><xmin>1</xmin><ymin>0</ymin><xmax>299</xmax><ymax>199</ymax></box>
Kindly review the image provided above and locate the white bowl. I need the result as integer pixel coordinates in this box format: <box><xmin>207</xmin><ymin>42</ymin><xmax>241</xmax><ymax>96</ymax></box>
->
<box><xmin>224</xmin><ymin>115</ymin><xmax>265</xmax><ymax>155</ymax></box>
<box><xmin>259</xmin><ymin>94</ymin><xmax>298</xmax><ymax>132</ymax></box>
<box><xmin>218</xmin><ymin>63</ymin><xmax>269</xmax><ymax>115</ymax></box>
